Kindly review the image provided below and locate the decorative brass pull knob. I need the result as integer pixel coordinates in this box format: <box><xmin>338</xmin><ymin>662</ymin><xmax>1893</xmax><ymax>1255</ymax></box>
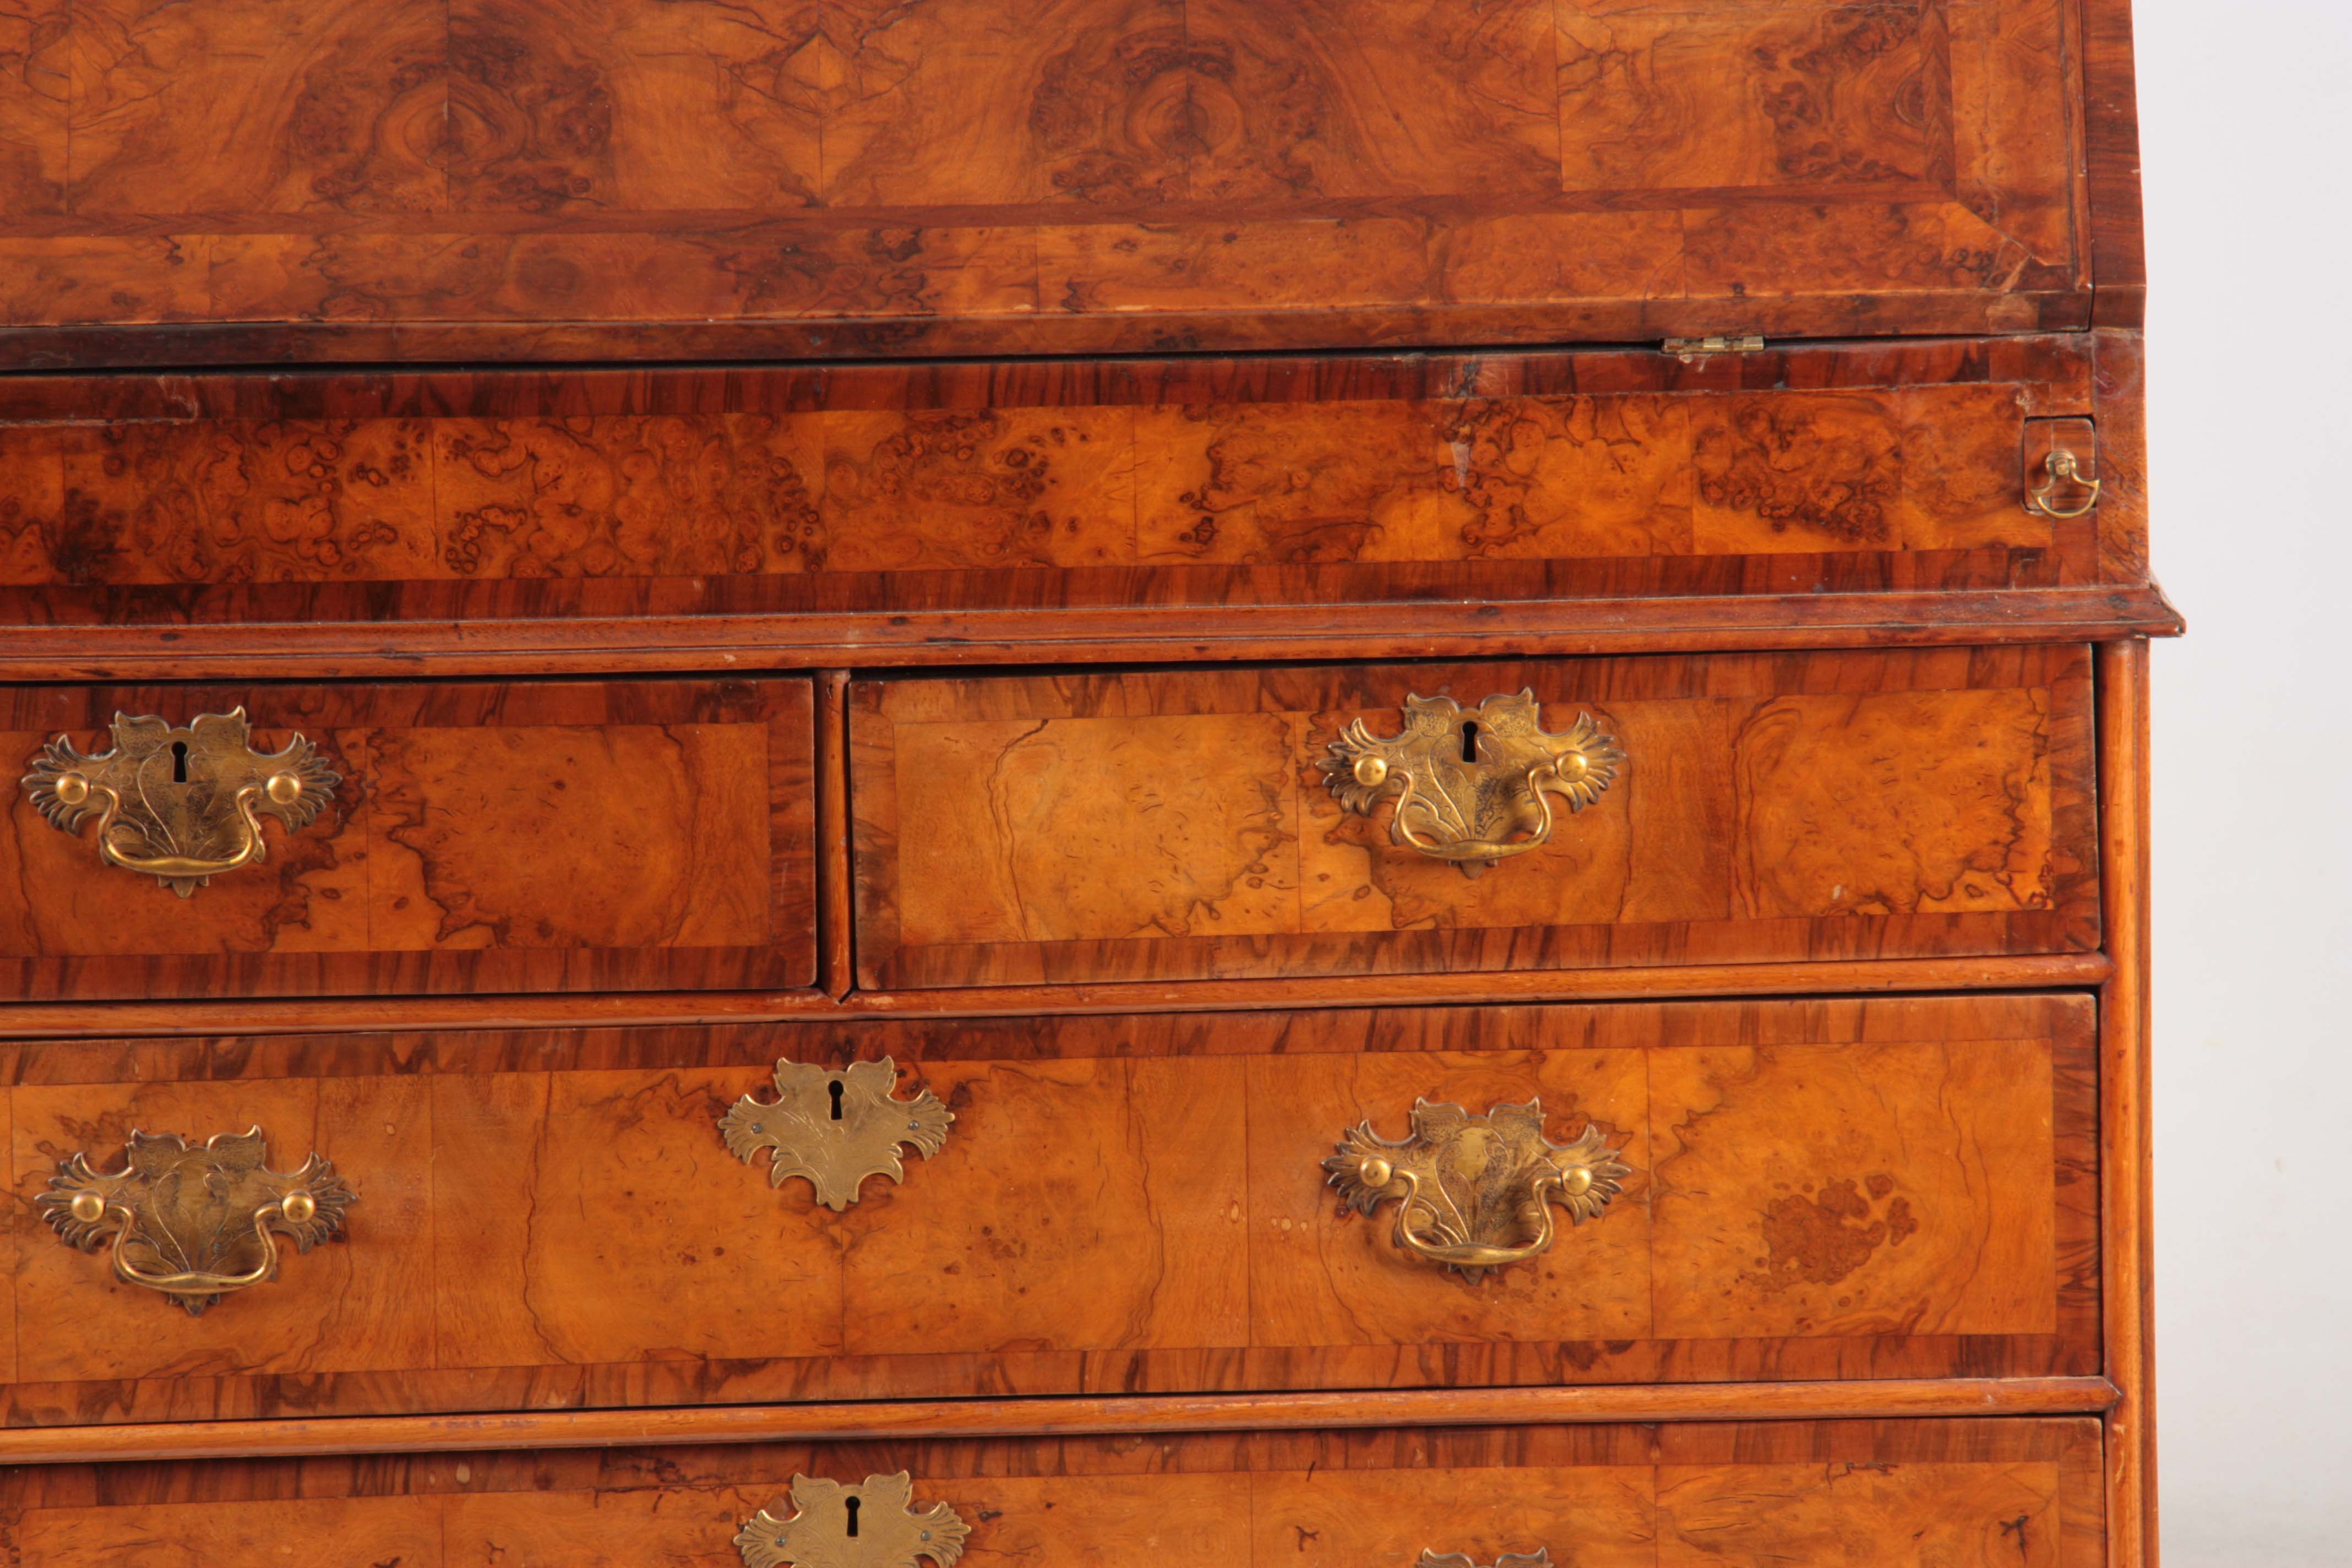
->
<box><xmin>1325</xmin><ymin>1099</ymin><xmax>1629</xmax><ymax>1282</ymax></box>
<box><xmin>38</xmin><ymin>1129</ymin><xmax>355</xmax><ymax>1316</ymax></box>
<box><xmin>1322</xmin><ymin>692</ymin><xmax>1622</xmax><ymax>878</ymax></box>
<box><xmin>20</xmin><ymin>708</ymin><xmax>339</xmax><ymax>897</ymax></box>
<box><xmin>721</xmin><ymin>1057</ymin><xmax>954</xmax><ymax>1211</ymax></box>
<box><xmin>2026</xmin><ymin>447</ymin><xmax>2102</xmax><ymax>518</ymax></box>
<box><xmin>737</xmin><ymin>1472</ymin><xmax>971</xmax><ymax>1568</ymax></box>
<box><xmin>1422</xmin><ymin>1552</ymin><xmax>1554</xmax><ymax>1567</ymax></box>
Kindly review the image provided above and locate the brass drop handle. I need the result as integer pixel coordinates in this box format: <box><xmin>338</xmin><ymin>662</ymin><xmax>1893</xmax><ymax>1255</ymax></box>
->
<box><xmin>2026</xmin><ymin>447</ymin><xmax>2102</xmax><ymax>518</ymax></box>
<box><xmin>21</xmin><ymin>708</ymin><xmax>339</xmax><ymax>897</ymax></box>
<box><xmin>1325</xmin><ymin>1099</ymin><xmax>1629</xmax><ymax>1282</ymax></box>
<box><xmin>38</xmin><ymin>1129</ymin><xmax>355</xmax><ymax>1316</ymax></box>
<box><xmin>90</xmin><ymin>779</ymin><xmax>270</xmax><ymax>880</ymax></box>
<box><xmin>1321</xmin><ymin>691</ymin><xmax>1622</xmax><ymax>879</ymax></box>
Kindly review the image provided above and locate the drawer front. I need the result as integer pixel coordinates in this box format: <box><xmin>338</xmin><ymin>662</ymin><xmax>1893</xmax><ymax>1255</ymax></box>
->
<box><xmin>0</xmin><ymin>997</ymin><xmax>2094</xmax><ymax>1426</ymax></box>
<box><xmin>0</xmin><ymin>679</ymin><xmax>815</xmax><ymax>998</ymax></box>
<box><xmin>852</xmin><ymin>646</ymin><xmax>2097</xmax><ymax>988</ymax></box>
<box><xmin>0</xmin><ymin>1420</ymin><xmax>2106</xmax><ymax>1567</ymax></box>
<box><xmin>0</xmin><ymin>338</ymin><xmax>2106</xmax><ymax>632</ymax></box>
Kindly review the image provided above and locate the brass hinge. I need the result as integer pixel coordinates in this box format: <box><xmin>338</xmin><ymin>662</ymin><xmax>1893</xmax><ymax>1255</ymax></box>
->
<box><xmin>1662</xmin><ymin>334</ymin><xmax>1765</xmax><ymax>357</ymax></box>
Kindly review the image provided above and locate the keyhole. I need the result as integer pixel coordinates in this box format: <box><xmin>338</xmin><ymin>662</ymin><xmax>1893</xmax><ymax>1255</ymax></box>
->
<box><xmin>829</xmin><ymin>1079</ymin><xmax>845</xmax><ymax>1121</ymax></box>
<box><xmin>1460</xmin><ymin>721</ymin><xmax>1479</xmax><ymax>763</ymax></box>
<box><xmin>170</xmin><ymin>741</ymin><xmax>189</xmax><ymax>783</ymax></box>
<box><xmin>845</xmin><ymin>1496</ymin><xmax>861</xmax><ymax>1538</ymax></box>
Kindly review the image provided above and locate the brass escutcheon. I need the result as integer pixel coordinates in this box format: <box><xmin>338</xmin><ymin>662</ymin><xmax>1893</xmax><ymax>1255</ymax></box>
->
<box><xmin>1322</xmin><ymin>692</ymin><xmax>1623</xmax><ymax>878</ymax></box>
<box><xmin>720</xmin><ymin>1057</ymin><xmax>954</xmax><ymax>1211</ymax></box>
<box><xmin>2026</xmin><ymin>447</ymin><xmax>2103</xmax><ymax>518</ymax></box>
<box><xmin>38</xmin><ymin>1129</ymin><xmax>355</xmax><ymax>1316</ymax></box>
<box><xmin>1326</xmin><ymin>1099</ymin><xmax>1630</xmax><ymax>1282</ymax></box>
<box><xmin>20</xmin><ymin>709</ymin><xmax>340</xmax><ymax>896</ymax></box>
<box><xmin>736</xmin><ymin>1472</ymin><xmax>971</xmax><ymax>1568</ymax></box>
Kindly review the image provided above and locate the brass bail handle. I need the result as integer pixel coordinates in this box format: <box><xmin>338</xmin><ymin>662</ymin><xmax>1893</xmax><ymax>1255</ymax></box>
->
<box><xmin>1321</xmin><ymin>692</ymin><xmax>1623</xmax><ymax>876</ymax></box>
<box><xmin>20</xmin><ymin>707</ymin><xmax>339</xmax><ymax>897</ymax></box>
<box><xmin>37</xmin><ymin>1129</ymin><xmax>355</xmax><ymax>1316</ymax></box>
<box><xmin>1324</xmin><ymin>1099</ymin><xmax>1631</xmax><ymax>1283</ymax></box>
<box><xmin>1418</xmin><ymin>1552</ymin><xmax>1557</xmax><ymax>1568</ymax></box>
<box><xmin>2027</xmin><ymin>446</ymin><xmax>2102</xmax><ymax>518</ymax></box>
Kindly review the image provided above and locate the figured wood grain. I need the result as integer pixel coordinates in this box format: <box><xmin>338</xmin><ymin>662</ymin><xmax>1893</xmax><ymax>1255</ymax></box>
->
<box><xmin>853</xmin><ymin>646</ymin><xmax>2099</xmax><ymax>989</ymax></box>
<box><xmin>0</xmin><ymin>995</ymin><xmax>2096</xmax><ymax>1426</ymax></box>
<box><xmin>0</xmin><ymin>678</ymin><xmax>815</xmax><ymax>999</ymax></box>
<box><xmin>0</xmin><ymin>1419</ymin><xmax>2108</xmax><ymax>1567</ymax></box>
<box><xmin>0</xmin><ymin>336</ymin><xmax>2115</xmax><ymax>636</ymax></box>
<box><xmin>0</xmin><ymin>0</ymin><xmax>2106</xmax><ymax>364</ymax></box>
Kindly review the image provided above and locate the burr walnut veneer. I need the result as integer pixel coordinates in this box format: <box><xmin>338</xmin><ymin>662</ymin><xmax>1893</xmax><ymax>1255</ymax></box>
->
<box><xmin>0</xmin><ymin>1</ymin><xmax>2168</xmax><ymax>1564</ymax></box>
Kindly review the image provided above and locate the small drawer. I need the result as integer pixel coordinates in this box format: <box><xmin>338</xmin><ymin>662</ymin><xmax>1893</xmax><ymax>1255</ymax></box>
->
<box><xmin>0</xmin><ymin>1419</ymin><xmax>2106</xmax><ymax>1567</ymax></box>
<box><xmin>0</xmin><ymin>678</ymin><xmax>815</xmax><ymax>999</ymax></box>
<box><xmin>0</xmin><ymin>995</ymin><xmax>2093</xmax><ymax>1426</ymax></box>
<box><xmin>851</xmin><ymin>646</ymin><xmax>2098</xmax><ymax>989</ymax></box>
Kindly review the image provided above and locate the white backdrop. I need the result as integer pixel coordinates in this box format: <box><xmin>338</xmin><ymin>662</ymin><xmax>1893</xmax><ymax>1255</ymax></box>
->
<box><xmin>2138</xmin><ymin>2</ymin><xmax>2352</xmax><ymax>1562</ymax></box>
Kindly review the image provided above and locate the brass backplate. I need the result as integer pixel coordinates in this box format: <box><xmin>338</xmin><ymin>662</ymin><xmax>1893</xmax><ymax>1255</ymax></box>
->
<box><xmin>720</xmin><ymin>1057</ymin><xmax>954</xmax><ymax>1211</ymax></box>
<box><xmin>736</xmin><ymin>1472</ymin><xmax>971</xmax><ymax>1568</ymax></box>
<box><xmin>20</xmin><ymin>708</ymin><xmax>339</xmax><ymax>896</ymax></box>
<box><xmin>1322</xmin><ymin>691</ymin><xmax>1622</xmax><ymax>877</ymax></box>
<box><xmin>1326</xmin><ymin>1099</ymin><xmax>1630</xmax><ymax>1281</ymax></box>
<box><xmin>38</xmin><ymin>1129</ymin><xmax>355</xmax><ymax>1315</ymax></box>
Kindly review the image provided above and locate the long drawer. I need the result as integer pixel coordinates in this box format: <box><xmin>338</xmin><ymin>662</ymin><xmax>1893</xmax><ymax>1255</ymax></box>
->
<box><xmin>1</xmin><ymin>995</ymin><xmax>2095</xmax><ymax>1427</ymax></box>
<box><xmin>0</xmin><ymin>1419</ymin><xmax>2106</xmax><ymax>1566</ymax></box>
<box><xmin>0</xmin><ymin>678</ymin><xmax>816</xmax><ymax>999</ymax></box>
<box><xmin>852</xmin><ymin>646</ymin><xmax>2098</xmax><ymax>988</ymax></box>
<box><xmin>0</xmin><ymin>337</ymin><xmax>2116</xmax><ymax>638</ymax></box>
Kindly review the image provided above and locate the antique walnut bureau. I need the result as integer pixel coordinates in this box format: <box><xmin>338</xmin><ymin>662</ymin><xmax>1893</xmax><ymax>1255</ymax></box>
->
<box><xmin>0</xmin><ymin>2</ymin><xmax>2176</xmax><ymax>1565</ymax></box>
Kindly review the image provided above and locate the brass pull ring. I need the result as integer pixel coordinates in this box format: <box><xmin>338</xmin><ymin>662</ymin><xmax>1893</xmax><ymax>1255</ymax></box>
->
<box><xmin>2027</xmin><ymin>447</ymin><xmax>2101</xmax><ymax>518</ymax></box>
<box><xmin>1322</xmin><ymin>692</ymin><xmax>1621</xmax><ymax>879</ymax></box>
<box><xmin>38</xmin><ymin>1129</ymin><xmax>354</xmax><ymax>1316</ymax></box>
<box><xmin>1326</xmin><ymin>1098</ymin><xmax>1630</xmax><ymax>1282</ymax></box>
<box><xmin>20</xmin><ymin>707</ymin><xmax>338</xmax><ymax>897</ymax></box>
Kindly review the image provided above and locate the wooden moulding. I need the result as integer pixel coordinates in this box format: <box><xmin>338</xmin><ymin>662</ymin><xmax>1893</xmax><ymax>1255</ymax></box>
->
<box><xmin>0</xmin><ymin>952</ymin><xmax>2112</xmax><ymax>1040</ymax></box>
<box><xmin>2097</xmin><ymin>639</ymin><xmax>2157</xmax><ymax>1568</ymax></box>
<box><xmin>0</xmin><ymin>586</ymin><xmax>2186</xmax><ymax>682</ymax></box>
<box><xmin>0</xmin><ymin>1380</ymin><xmax>2121</xmax><ymax>1467</ymax></box>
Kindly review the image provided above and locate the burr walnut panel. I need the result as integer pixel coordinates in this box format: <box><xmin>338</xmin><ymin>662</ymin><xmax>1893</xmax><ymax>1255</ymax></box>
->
<box><xmin>0</xmin><ymin>335</ymin><xmax>2108</xmax><ymax>633</ymax></box>
<box><xmin>851</xmin><ymin>646</ymin><xmax>2097</xmax><ymax>989</ymax></box>
<box><xmin>0</xmin><ymin>996</ymin><xmax>2094</xmax><ymax>1426</ymax></box>
<box><xmin>0</xmin><ymin>1420</ymin><xmax>2108</xmax><ymax>1567</ymax></box>
<box><xmin>0</xmin><ymin>0</ymin><xmax>2097</xmax><ymax>363</ymax></box>
<box><xmin>0</xmin><ymin>678</ymin><xmax>815</xmax><ymax>1000</ymax></box>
